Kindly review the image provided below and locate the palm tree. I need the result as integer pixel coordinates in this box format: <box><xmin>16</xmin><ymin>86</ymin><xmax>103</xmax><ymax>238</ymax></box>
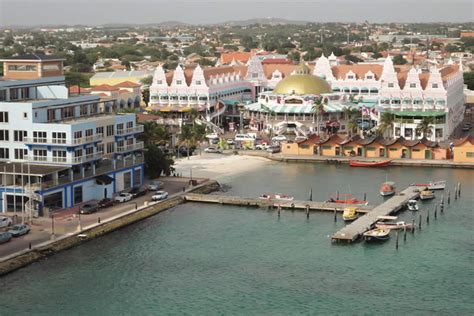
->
<box><xmin>311</xmin><ymin>97</ymin><xmax>325</xmax><ymax>135</ymax></box>
<box><xmin>377</xmin><ymin>112</ymin><xmax>395</xmax><ymax>138</ymax></box>
<box><xmin>179</xmin><ymin>125</ymin><xmax>194</xmax><ymax>159</ymax></box>
<box><xmin>347</xmin><ymin>117</ymin><xmax>359</xmax><ymax>137</ymax></box>
<box><xmin>139</xmin><ymin>121</ymin><xmax>170</xmax><ymax>146</ymax></box>
<box><xmin>187</xmin><ymin>108</ymin><xmax>200</xmax><ymax>127</ymax></box>
<box><xmin>416</xmin><ymin>117</ymin><xmax>434</xmax><ymax>139</ymax></box>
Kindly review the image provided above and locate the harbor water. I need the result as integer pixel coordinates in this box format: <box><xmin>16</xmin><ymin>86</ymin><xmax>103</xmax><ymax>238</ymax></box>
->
<box><xmin>1</xmin><ymin>162</ymin><xmax>473</xmax><ymax>315</ymax></box>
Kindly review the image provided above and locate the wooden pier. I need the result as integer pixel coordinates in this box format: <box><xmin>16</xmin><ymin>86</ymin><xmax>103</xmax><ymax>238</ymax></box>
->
<box><xmin>331</xmin><ymin>186</ymin><xmax>420</xmax><ymax>242</ymax></box>
<box><xmin>184</xmin><ymin>193</ymin><xmax>373</xmax><ymax>213</ymax></box>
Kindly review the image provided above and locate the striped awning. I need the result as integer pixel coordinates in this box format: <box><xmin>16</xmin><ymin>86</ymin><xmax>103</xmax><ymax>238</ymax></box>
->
<box><xmin>244</xmin><ymin>102</ymin><xmax>349</xmax><ymax>114</ymax></box>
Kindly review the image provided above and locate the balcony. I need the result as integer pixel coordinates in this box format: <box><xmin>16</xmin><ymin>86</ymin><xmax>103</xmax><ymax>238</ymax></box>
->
<box><xmin>117</xmin><ymin>142</ymin><xmax>144</xmax><ymax>153</ymax></box>
<box><xmin>24</xmin><ymin>134</ymin><xmax>103</xmax><ymax>146</ymax></box>
<box><xmin>115</xmin><ymin>125</ymin><xmax>144</xmax><ymax>136</ymax></box>
<box><xmin>26</xmin><ymin>152</ymin><xmax>104</xmax><ymax>165</ymax></box>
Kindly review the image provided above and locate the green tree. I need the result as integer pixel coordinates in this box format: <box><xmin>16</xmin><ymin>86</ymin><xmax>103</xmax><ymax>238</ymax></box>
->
<box><xmin>139</xmin><ymin>121</ymin><xmax>171</xmax><ymax>146</ymax></box>
<box><xmin>392</xmin><ymin>54</ymin><xmax>408</xmax><ymax>65</ymax></box>
<box><xmin>142</xmin><ymin>89</ymin><xmax>150</xmax><ymax>107</ymax></box>
<box><xmin>64</xmin><ymin>72</ymin><xmax>90</xmax><ymax>88</ymax></box>
<box><xmin>3</xmin><ymin>35</ymin><xmax>14</xmax><ymax>46</ymax></box>
<box><xmin>416</xmin><ymin>117</ymin><xmax>434</xmax><ymax>138</ymax></box>
<box><xmin>144</xmin><ymin>145</ymin><xmax>174</xmax><ymax>178</ymax></box>
<box><xmin>463</xmin><ymin>72</ymin><xmax>474</xmax><ymax>90</ymax></box>
<box><xmin>179</xmin><ymin>124</ymin><xmax>194</xmax><ymax>159</ymax></box>
<box><xmin>311</xmin><ymin>97</ymin><xmax>325</xmax><ymax>135</ymax></box>
<box><xmin>377</xmin><ymin>112</ymin><xmax>395</xmax><ymax>137</ymax></box>
<box><xmin>139</xmin><ymin>75</ymin><xmax>153</xmax><ymax>87</ymax></box>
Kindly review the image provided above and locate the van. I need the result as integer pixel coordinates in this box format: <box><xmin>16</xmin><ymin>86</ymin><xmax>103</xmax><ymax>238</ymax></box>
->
<box><xmin>235</xmin><ymin>134</ymin><xmax>255</xmax><ymax>141</ymax></box>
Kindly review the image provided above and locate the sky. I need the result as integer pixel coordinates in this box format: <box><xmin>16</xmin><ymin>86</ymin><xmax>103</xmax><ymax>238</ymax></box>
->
<box><xmin>0</xmin><ymin>0</ymin><xmax>472</xmax><ymax>27</ymax></box>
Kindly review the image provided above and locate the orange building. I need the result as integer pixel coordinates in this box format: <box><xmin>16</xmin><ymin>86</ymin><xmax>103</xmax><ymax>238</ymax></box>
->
<box><xmin>318</xmin><ymin>135</ymin><xmax>344</xmax><ymax>156</ymax></box>
<box><xmin>0</xmin><ymin>54</ymin><xmax>65</xmax><ymax>80</ymax></box>
<box><xmin>452</xmin><ymin>136</ymin><xmax>474</xmax><ymax>163</ymax></box>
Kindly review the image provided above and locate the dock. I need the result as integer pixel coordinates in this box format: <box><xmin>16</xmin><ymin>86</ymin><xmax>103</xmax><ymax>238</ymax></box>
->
<box><xmin>184</xmin><ymin>193</ymin><xmax>373</xmax><ymax>213</ymax></box>
<box><xmin>331</xmin><ymin>186</ymin><xmax>420</xmax><ymax>242</ymax></box>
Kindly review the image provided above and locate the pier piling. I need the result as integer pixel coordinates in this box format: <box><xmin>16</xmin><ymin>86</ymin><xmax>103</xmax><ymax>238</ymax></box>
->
<box><xmin>98</xmin><ymin>217</ymin><xmax>101</xmax><ymax>224</ymax></box>
<box><xmin>454</xmin><ymin>186</ymin><xmax>458</xmax><ymax>200</ymax></box>
<box><xmin>404</xmin><ymin>226</ymin><xmax>407</xmax><ymax>241</ymax></box>
<box><xmin>448</xmin><ymin>191</ymin><xmax>450</xmax><ymax>204</ymax></box>
<box><xmin>434</xmin><ymin>205</ymin><xmax>437</xmax><ymax>219</ymax></box>
<box><xmin>458</xmin><ymin>183</ymin><xmax>461</xmax><ymax>198</ymax></box>
<box><xmin>412</xmin><ymin>219</ymin><xmax>415</xmax><ymax>234</ymax></box>
<box><xmin>419</xmin><ymin>214</ymin><xmax>422</xmax><ymax>229</ymax></box>
<box><xmin>306</xmin><ymin>205</ymin><xmax>310</xmax><ymax>219</ymax></box>
<box><xmin>363</xmin><ymin>193</ymin><xmax>367</xmax><ymax>201</ymax></box>
<box><xmin>427</xmin><ymin>209</ymin><xmax>430</xmax><ymax>224</ymax></box>
<box><xmin>396</xmin><ymin>231</ymin><xmax>399</xmax><ymax>250</ymax></box>
<box><xmin>278</xmin><ymin>204</ymin><xmax>281</xmax><ymax>218</ymax></box>
<box><xmin>334</xmin><ymin>209</ymin><xmax>337</xmax><ymax>222</ymax></box>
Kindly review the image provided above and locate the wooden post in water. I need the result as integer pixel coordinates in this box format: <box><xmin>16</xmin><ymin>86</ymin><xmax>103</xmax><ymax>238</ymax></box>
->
<box><xmin>336</xmin><ymin>191</ymin><xmax>339</xmax><ymax>200</ymax></box>
<box><xmin>427</xmin><ymin>209</ymin><xmax>430</xmax><ymax>224</ymax></box>
<box><xmin>412</xmin><ymin>219</ymin><xmax>415</xmax><ymax>234</ymax></box>
<box><xmin>334</xmin><ymin>208</ymin><xmax>337</xmax><ymax>222</ymax></box>
<box><xmin>454</xmin><ymin>186</ymin><xmax>458</xmax><ymax>200</ymax></box>
<box><xmin>434</xmin><ymin>205</ymin><xmax>437</xmax><ymax>219</ymax></box>
<box><xmin>448</xmin><ymin>191</ymin><xmax>450</xmax><ymax>204</ymax></box>
<box><xmin>306</xmin><ymin>205</ymin><xmax>310</xmax><ymax>219</ymax></box>
<box><xmin>363</xmin><ymin>193</ymin><xmax>367</xmax><ymax>201</ymax></box>
<box><xmin>419</xmin><ymin>214</ymin><xmax>422</xmax><ymax>229</ymax></box>
<box><xmin>403</xmin><ymin>226</ymin><xmax>407</xmax><ymax>241</ymax></box>
<box><xmin>458</xmin><ymin>183</ymin><xmax>461</xmax><ymax>198</ymax></box>
<box><xmin>396</xmin><ymin>231</ymin><xmax>399</xmax><ymax>250</ymax></box>
<box><xmin>277</xmin><ymin>204</ymin><xmax>281</xmax><ymax>218</ymax></box>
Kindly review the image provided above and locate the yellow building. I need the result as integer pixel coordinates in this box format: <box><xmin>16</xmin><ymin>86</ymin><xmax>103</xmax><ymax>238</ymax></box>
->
<box><xmin>282</xmin><ymin>135</ymin><xmax>320</xmax><ymax>155</ymax></box>
<box><xmin>453</xmin><ymin>136</ymin><xmax>474</xmax><ymax>163</ymax></box>
<box><xmin>90</xmin><ymin>70</ymin><xmax>153</xmax><ymax>86</ymax></box>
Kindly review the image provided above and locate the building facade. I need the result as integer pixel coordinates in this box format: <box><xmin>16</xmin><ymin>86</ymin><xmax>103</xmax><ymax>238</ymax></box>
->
<box><xmin>0</xmin><ymin>56</ymin><xmax>144</xmax><ymax>216</ymax></box>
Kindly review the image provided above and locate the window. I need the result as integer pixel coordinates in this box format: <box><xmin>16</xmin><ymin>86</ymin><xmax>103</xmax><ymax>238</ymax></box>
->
<box><xmin>347</xmin><ymin>75</ymin><xmax>354</xmax><ymax>79</ymax></box>
<box><xmin>466</xmin><ymin>152</ymin><xmax>474</xmax><ymax>158</ymax></box>
<box><xmin>96</xmin><ymin>127</ymin><xmax>104</xmax><ymax>136</ymax></box>
<box><xmin>367</xmin><ymin>147</ymin><xmax>375</xmax><ymax>151</ymax></box>
<box><xmin>157</xmin><ymin>80</ymin><xmax>163</xmax><ymax>84</ymax></box>
<box><xmin>74</xmin><ymin>131</ymin><xmax>82</xmax><ymax>139</ymax></box>
<box><xmin>33</xmin><ymin>131</ymin><xmax>46</xmax><ymax>143</ymax></box>
<box><xmin>85</xmin><ymin>147</ymin><xmax>93</xmax><ymax>156</ymax></box>
<box><xmin>85</xmin><ymin>129</ymin><xmax>93</xmax><ymax>137</ymax></box>
<box><xmin>0</xmin><ymin>90</ymin><xmax>6</xmax><ymax>101</ymax></box>
<box><xmin>62</xmin><ymin>107</ymin><xmax>74</xmax><ymax>118</ymax></box>
<box><xmin>106</xmin><ymin>142</ymin><xmax>115</xmax><ymax>153</ymax></box>
<box><xmin>126</xmin><ymin>121</ymin><xmax>133</xmax><ymax>128</ymax></box>
<box><xmin>195</xmin><ymin>80</ymin><xmax>201</xmax><ymax>85</ymax></box>
<box><xmin>251</xmin><ymin>73</ymin><xmax>259</xmax><ymax>79</ymax></box>
<box><xmin>410</xmin><ymin>83</ymin><xmax>416</xmax><ymax>88</ymax></box>
<box><xmin>80</xmin><ymin>105</ymin><xmax>88</xmax><ymax>116</ymax></box>
<box><xmin>106</xmin><ymin>125</ymin><xmax>114</xmax><ymax>136</ymax></box>
<box><xmin>127</xmin><ymin>138</ymin><xmax>134</xmax><ymax>145</ymax></box>
<box><xmin>134</xmin><ymin>169</ymin><xmax>141</xmax><ymax>186</ymax></box>
<box><xmin>0</xmin><ymin>130</ymin><xmax>9</xmax><ymax>141</ymax></box>
<box><xmin>74</xmin><ymin>149</ymin><xmax>83</xmax><ymax>157</ymax></box>
<box><xmin>388</xmin><ymin>83</ymin><xmax>394</xmax><ymax>88</ymax></box>
<box><xmin>124</xmin><ymin>172</ymin><xmax>132</xmax><ymax>189</ymax></box>
<box><xmin>435</xmin><ymin>128</ymin><xmax>443</xmax><ymax>138</ymax></box>
<box><xmin>412</xmin><ymin>148</ymin><xmax>420</xmax><ymax>152</ymax></box>
<box><xmin>42</xmin><ymin>64</ymin><xmax>60</xmax><ymax>71</ymax></box>
<box><xmin>8</xmin><ymin>65</ymin><xmax>37</xmax><ymax>71</ymax></box>
<box><xmin>14</xmin><ymin>149</ymin><xmax>27</xmax><ymax>159</ymax></box>
<box><xmin>52</xmin><ymin>150</ymin><xmax>66</xmax><ymax>162</ymax></box>
<box><xmin>366</xmin><ymin>75</ymin><xmax>373</xmax><ymax>79</ymax></box>
<box><xmin>0</xmin><ymin>112</ymin><xmax>9</xmax><ymax>123</ymax></box>
<box><xmin>0</xmin><ymin>148</ymin><xmax>9</xmax><ymax>159</ymax></box>
<box><xmin>432</xmin><ymin>83</ymin><xmax>438</xmax><ymax>89</ymax></box>
<box><xmin>389</xmin><ymin>147</ymin><xmax>398</xmax><ymax>151</ymax></box>
<box><xmin>395</xmin><ymin>127</ymin><xmax>401</xmax><ymax>136</ymax></box>
<box><xmin>176</xmin><ymin>80</ymin><xmax>182</xmax><ymax>85</ymax></box>
<box><xmin>116</xmin><ymin>123</ymin><xmax>124</xmax><ymax>132</ymax></box>
<box><xmin>97</xmin><ymin>143</ymin><xmax>104</xmax><ymax>154</ymax></box>
<box><xmin>33</xmin><ymin>149</ymin><xmax>46</xmax><ymax>160</ymax></box>
<box><xmin>52</xmin><ymin>132</ymin><xmax>66</xmax><ymax>144</ymax></box>
<box><xmin>13</xmin><ymin>130</ymin><xmax>27</xmax><ymax>142</ymax></box>
<box><xmin>47</xmin><ymin>109</ymin><xmax>56</xmax><ymax>122</ymax></box>
<box><xmin>23</xmin><ymin>112</ymin><xmax>28</xmax><ymax>119</ymax></box>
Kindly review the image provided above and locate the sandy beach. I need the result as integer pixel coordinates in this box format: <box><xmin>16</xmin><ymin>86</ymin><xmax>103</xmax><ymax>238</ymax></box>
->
<box><xmin>173</xmin><ymin>154</ymin><xmax>271</xmax><ymax>180</ymax></box>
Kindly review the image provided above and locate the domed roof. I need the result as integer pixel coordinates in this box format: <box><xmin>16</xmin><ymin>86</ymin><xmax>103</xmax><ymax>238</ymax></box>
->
<box><xmin>273</xmin><ymin>64</ymin><xmax>332</xmax><ymax>95</ymax></box>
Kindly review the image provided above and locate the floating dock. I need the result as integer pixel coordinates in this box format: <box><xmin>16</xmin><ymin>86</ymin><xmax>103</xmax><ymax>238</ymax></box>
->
<box><xmin>331</xmin><ymin>186</ymin><xmax>420</xmax><ymax>242</ymax></box>
<box><xmin>184</xmin><ymin>193</ymin><xmax>373</xmax><ymax>213</ymax></box>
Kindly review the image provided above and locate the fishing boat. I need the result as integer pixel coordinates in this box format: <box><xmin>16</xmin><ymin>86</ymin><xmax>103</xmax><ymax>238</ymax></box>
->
<box><xmin>407</xmin><ymin>200</ymin><xmax>419</xmax><ymax>211</ymax></box>
<box><xmin>259</xmin><ymin>193</ymin><xmax>294</xmax><ymax>201</ymax></box>
<box><xmin>375</xmin><ymin>221</ymin><xmax>413</xmax><ymax>230</ymax></box>
<box><xmin>326</xmin><ymin>194</ymin><xmax>368</xmax><ymax>206</ymax></box>
<box><xmin>349</xmin><ymin>160</ymin><xmax>391</xmax><ymax>167</ymax></box>
<box><xmin>419</xmin><ymin>188</ymin><xmax>435</xmax><ymax>200</ymax></box>
<box><xmin>410</xmin><ymin>180</ymin><xmax>446</xmax><ymax>190</ymax></box>
<box><xmin>380</xmin><ymin>181</ymin><xmax>396</xmax><ymax>196</ymax></box>
<box><xmin>363</xmin><ymin>228</ymin><xmax>391</xmax><ymax>241</ymax></box>
<box><xmin>342</xmin><ymin>207</ymin><xmax>358</xmax><ymax>222</ymax></box>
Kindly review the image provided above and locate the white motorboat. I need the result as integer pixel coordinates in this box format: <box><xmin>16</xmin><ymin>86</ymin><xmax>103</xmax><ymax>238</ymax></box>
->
<box><xmin>259</xmin><ymin>194</ymin><xmax>294</xmax><ymax>201</ymax></box>
<box><xmin>410</xmin><ymin>180</ymin><xmax>446</xmax><ymax>190</ymax></box>
<box><xmin>363</xmin><ymin>228</ymin><xmax>391</xmax><ymax>241</ymax></box>
<box><xmin>407</xmin><ymin>200</ymin><xmax>419</xmax><ymax>211</ymax></box>
<box><xmin>375</xmin><ymin>221</ymin><xmax>413</xmax><ymax>230</ymax></box>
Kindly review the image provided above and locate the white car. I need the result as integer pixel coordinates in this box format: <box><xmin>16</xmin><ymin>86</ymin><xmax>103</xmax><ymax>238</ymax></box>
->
<box><xmin>0</xmin><ymin>216</ymin><xmax>13</xmax><ymax>228</ymax></box>
<box><xmin>152</xmin><ymin>191</ymin><xmax>169</xmax><ymax>201</ymax></box>
<box><xmin>148</xmin><ymin>180</ymin><xmax>164</xmax><ymax>191</ymax></box>
<box><xmin>204</xmin><ymin>147</ymin><xmax>223</xmax><ymax>153</ymax></box>
<box><xmin>272</xmin><ymin>135</ymin><xmax>287</xmax><ymax>142</ymax></box>
<box><xmin>114</xmin><ymin>192</ymin><xmax>133</xmax><ymax>203</ymax></box>
<box><xmin>255</xmin><ymin>144</ymin><xmax>269</xmax><ymax>150</ymax></box>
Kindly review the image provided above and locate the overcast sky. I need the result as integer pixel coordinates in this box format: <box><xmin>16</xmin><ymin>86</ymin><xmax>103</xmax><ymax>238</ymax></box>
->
<box><xmin>0</xmin><ymin>0</ymin><xmax>472</xmax><ymax>27</ymax></box>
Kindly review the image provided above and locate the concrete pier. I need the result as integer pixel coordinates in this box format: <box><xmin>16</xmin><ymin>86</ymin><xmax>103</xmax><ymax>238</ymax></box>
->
<box><xmin>184</xmin><ymin>193</ymin><xmax>373</xmax><ymax>213</ymax></box>
<box><xmin>331</xmin><ymin>186</ymin><xmax>420</xmax><ymax>242</ymax></box>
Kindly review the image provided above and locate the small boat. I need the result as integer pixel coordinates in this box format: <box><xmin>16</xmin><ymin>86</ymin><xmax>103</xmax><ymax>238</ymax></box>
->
<box><xmin>410</xmin><ymin>180</ymin><xmax>446</xmax><ymax>190</ymax></box>
<box><xmin>375</xmin><ymin>221</ymin><xmax>413</xmax><ymax>230</ymax></box>
<box><xmin>419</xmin><ymin>188</ymin><xmax>435</xmax><ymax>200</ymax></box>
<box><xmin>349</xmin><ymin>159</ymin><xmax>391</xmax><ymax>167</ymax></box>
<box><xmin>363</xmin><ymin>228</ymin><xmax>391</xmax><ymax>241</ymax></box>
<box><xmin>259</xmin><ymin>193</ymin><xmax>294</xmax><ymax>201</ymax></box>
<box><xmin>407</xmin><ymin>199</ymin><xmax>419</xmax><ymax>211</ymax></box>
<box><xmin>326</xmin><ymin>194</ymin><xmax>368</xmax><ymax>206</ymax></box>
<box><xmin>342</xmin><ymin>207</ymin><xmax>358</xmax><ymax>222</ymax></box>
<box><xmin>380</xmin><ymin>181</ymin><xmax>396</xmax><ymax>196</ymax></box>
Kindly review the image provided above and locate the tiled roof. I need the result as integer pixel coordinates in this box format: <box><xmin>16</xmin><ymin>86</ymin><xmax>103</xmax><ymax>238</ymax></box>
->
<box><xmin>115</xmin><ymin>81</ymin><xmax>141</xmax><ymax>88</ymax></box>
<box><xmin>2</xmin><ymin>53</ymin><xmax>64</xmax><ymax>61</ymax></box>
<box><xmin>220</xmin><ymin>52</ymin><xmax>252</xmax><ymax>65</ymax></box>
<box><xmin>319</xmin><ymin>134</ymin><xmax>345</xmax><ymax>145</ymax></box>
<box><xmin>452</xmin><ymin>135</ymin><xmax>474</xmax><ymax>146</ymax></box>
<box><xmin>90</xmin><ymin>84</ymin><xmax>119</xmax><ymax>92</ymax></box>
<box><xmin>298</xmin><ymin>134</ymin><xmax>320</xmax><ymax>145</ymax></box>
<box><xmin>331</xmin><ymin>64</ymin><xmax>383</xmax><ymax>80</ymax></box>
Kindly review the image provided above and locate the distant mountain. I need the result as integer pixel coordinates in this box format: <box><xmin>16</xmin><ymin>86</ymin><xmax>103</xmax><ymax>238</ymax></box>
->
<box><xmin>218</xmin><ymin>18</ymin><xmax>311</xmax><ymax>26</ymax></box>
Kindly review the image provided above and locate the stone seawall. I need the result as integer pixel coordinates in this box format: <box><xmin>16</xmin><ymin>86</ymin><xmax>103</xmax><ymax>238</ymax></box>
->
<box><xmin>0</xmin><ymin>180</ymin><xmax>220</xmax><ymax>277</ymax></box>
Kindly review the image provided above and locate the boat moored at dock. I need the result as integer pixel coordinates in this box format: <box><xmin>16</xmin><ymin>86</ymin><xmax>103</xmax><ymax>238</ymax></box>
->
<box><xmin>349</xmin><ymin>160</ymin><xmax>391</xmax><ymax>167</ymax></box>
<box><xmin>375</xmin><ymin>221</ymin><xmax>413</xmax><ymax>230</ymax></box>
<box><xmin>380</xmin><ymin>182</ymin><xmax>396</xmax><ymax>196</ymax></box>
<box><xmin>326</xmin><ymin>194</ymin><xmax>368</xmax><ymax>206</ymax></box>
<box><xmin>363</xmin><ymin>228</ymin><xmax>391</xmax><ymax>241</ymax></box>
<box><xmin>259</xmin><ymin>194</ymin><xmax>294</xmax><ymax>201</ymax></box>
<box><xmin>407</xmin><ymin>200</ymin><xmax>419</xmax><ymax>211</ymax></box>
<box><xmin>342</xmin><ymin>207</ymin><xmax>358</xmax><ymax>222</ymax></box>
<box><xmin>419</xmin><ymin>188</ymin><xmax>435</xmax><ymax>200</ymax></box>
<box><xmin>410</xmin><ymin>180</ymin><xmax>446</xmax><ymax>190</ymax></box>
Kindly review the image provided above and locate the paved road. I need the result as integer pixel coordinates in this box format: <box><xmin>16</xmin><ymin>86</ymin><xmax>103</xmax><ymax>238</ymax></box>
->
<box><xmin>0</xmin><ymin>177</ymin><xmax>201</xmax><ymax>259</ymax></box>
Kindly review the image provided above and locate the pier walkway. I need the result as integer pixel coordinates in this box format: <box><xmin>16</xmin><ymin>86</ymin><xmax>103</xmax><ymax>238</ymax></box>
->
<box><xmin>331</xmin><ymin>186</ymin><xmax>420</xmax><ymax>242</ymax></box>
<box><xmin>184</xmin><ymin>193</ymin><xmax>373</xmax><ymax>213</ymax></box>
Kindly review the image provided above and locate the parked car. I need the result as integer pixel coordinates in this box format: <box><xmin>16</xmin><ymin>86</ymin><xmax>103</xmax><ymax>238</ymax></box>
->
<box><xmin>272</xmin><ymin>135</ymin><xmax>287</xmax><ymax>142</ymax></box>
<box><xmin>0</xmin><ymin>216</ymin><xmax>13</xmax><ymax>228</ymax></box>
<box><xmin>255</xmin><ymin>144</ymin><xmax>269</xmax><ymax>150</ymax></box>
<box><xmin>267</xmin><ymin>145</ymin><xmax>281</xmax><ymax>153</ymax></box>
<box><xmin>204</xmin><ymin>147</ymin><xmax>223</xmax><ymax>153</ymax></box>
<box><xmin>152</xmin><ymin>191</ymin><xmax>169</xmax><ymax>201</ymax></box>
<box><xmin>8</xmin><ymin>224</ymin><xmax>30</xmax><ymax>237</ymax></box>
<box><xmin>295</xmin><ymin>136</ymin><xmax>308</xmax><ymax>142</ymax></box>
<box><xmin>79</xmin><ymin>203</ymin><xmax>99</xmax><ymax>214</ymax></box>
<box><xmin>128</xmin><ymin>186</ymin><xmax>148</xmax><ymax>198</ymax></box>
<box><xmin>210</xmin><ymin>138</ymin><xmax>219</xmax><ymax>145</ymax></box>
<box><xmin>114</xmin><ymin>192</ymin><xmax>133</xmax><ymax>203</ymax></box>
<box><xmin>147</xmin><ymin>180</ymin><xmax>164</xmax><ymax>191</ymax></box>
<box><xmin>0</xmin><ymin>232</ymin><xmax>12</xmax><ymax>244</ymax></box>
<box><xmin>226</xmin><ymin>139</ymin><xmax>235</xmax><ymax>145</ymax></box>
<box><xmin>98</xmin><ymin>198</ymin><xmax>115</xmax><ymax>208</ymax></box>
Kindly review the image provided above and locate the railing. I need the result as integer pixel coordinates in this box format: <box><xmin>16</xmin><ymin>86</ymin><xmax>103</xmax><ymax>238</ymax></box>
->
<box><xmin>115</xmin><ymin>125</ymin><xmax>144</xmax><ymax>136</ymax></box>
<box><xmin>25</xmin><ymin>152</ymin><xmax>104</xmax><ymax>165</ymax></box>
<box><xmin>116</xmin><ymin>142</ymin><xmax>144</xmax><ymax>153</ymax></box>
<box><xmin>24</xmin><ymin>134</ymin><xmax>103</xmax><ymax>146</ymax></box>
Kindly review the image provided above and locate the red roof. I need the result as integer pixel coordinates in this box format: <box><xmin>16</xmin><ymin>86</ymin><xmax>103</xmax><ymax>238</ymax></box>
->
<box><xmin>114</xmin><ymin>81</ymin><xmax>141</xmax><ymax>88</ymax></box>
<box><xmin>90</xmin><ymin>84</ymin><xmax>119</xmax><ymax>92</ymax></box>
<box><xmin>261</xmin><ymin>58</ymin><xmax>292</xmax><ymax>64</ymax></box>
<box><xmin>220</xmin><ymin>52</ymin><xmax>252</xmax><ymax>65</ymax></box>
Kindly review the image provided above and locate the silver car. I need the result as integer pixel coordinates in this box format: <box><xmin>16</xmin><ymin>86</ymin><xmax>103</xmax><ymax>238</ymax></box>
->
<box><xmin>0</xmin><ymin>216</ymin><xmax>13</xmax><ymax>228</ymax></box>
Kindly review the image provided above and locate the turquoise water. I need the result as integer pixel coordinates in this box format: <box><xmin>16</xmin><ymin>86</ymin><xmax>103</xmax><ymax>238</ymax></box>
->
<box><xmin>1</xmin><ymin>163</ymin><xmax>473</xmax><ymax>315</ymax></box>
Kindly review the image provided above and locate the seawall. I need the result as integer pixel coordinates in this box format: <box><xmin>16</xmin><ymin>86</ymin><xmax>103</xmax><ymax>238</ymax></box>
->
<box><xmin>0</xmin><ymin>180</ymin><xmax>220</xmax><ymax>277</ymax></box>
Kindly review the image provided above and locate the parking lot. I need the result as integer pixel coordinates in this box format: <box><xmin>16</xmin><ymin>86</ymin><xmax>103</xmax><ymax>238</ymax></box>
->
<box><xmin>0</xmin><ymin>177</ymin><xmax>205</xmax><ymax>259</ymax></box>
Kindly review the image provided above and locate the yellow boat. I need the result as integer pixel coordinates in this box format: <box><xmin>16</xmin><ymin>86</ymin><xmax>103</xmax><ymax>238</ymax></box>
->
<box><xmin>342</xmin><ymin>207</ymin><xmax>358</xmax><ymax>221</ymax></box>
<box><xmin>420</xmin><ymin>188</ymin><xmax>435</xmax><ymax>200</ymax></box>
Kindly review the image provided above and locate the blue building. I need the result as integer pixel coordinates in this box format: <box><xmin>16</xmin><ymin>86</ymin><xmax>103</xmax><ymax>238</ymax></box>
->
<box><xmin>0</xmin><ymin>55</ymin><xmax>144</xmax><ymax>216</ymax></box>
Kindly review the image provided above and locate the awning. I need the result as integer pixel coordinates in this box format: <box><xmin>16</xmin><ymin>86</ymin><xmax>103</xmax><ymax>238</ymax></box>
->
<box><xmin>390</xmin><ymin>111</ymin><xmax>446</xmax><ymax>117</ymax></box>
<box><xmin>96</xmin><ymin>174</ymin><xmax>114</xmax><ymax>185</ymax></box>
